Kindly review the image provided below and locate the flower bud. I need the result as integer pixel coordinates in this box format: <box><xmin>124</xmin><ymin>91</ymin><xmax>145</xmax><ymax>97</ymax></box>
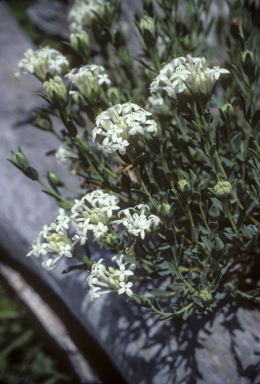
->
<box><xmin>209</xmin><ymin>203</ymin><xmax>220</xmax><ymax>222</ymax></box>
<box><xmin>140</xmin><ymin>15</ymin><xmax>156</xmax><ymax>46</ymax></box>
<box><xmin>107</xmin><ymin>87</ymin><xmax>121</xmax><ymax>105</ymax></box>
<box><xmin>199</xmin><ymin>287</ymin><xmax>212</xmax><ymax>304</ymax></box>
<box><xmin>219</xmin><ymin>103</ymin><xmax>234</xmax><ymax>123</ymax></box>
<box><xmin>8</xmin><ymin>147</ymin><xmax>39</xmax><ymax>181</ymax></box>
<box><xmin>70</xmin><ymin>30</ymin><xmax>90</xmax><ymax>56</ymax></box>
<box><xmin>198</xmin><ymin>242</ymin><xmax>207</xmax><ymax>252</ymax></box>
<box><xmin>43</xmin><ymin>76</ymin><xmax>67</xmax><ymax>110</ymax></box>
<box><xmin>159</xmin><ymin>199</ymin><xmax>174</xmax><ymax>225</ymax></box>
<box><xmin>212</xmin><ymin>235</ymin><xmax>224</xmax><ymax>260</ymax></box>
<box><xmin>177</xmin><ymin>178</ymin><xmax>192</xmax><ymax>204</ymax></box>
<box><xmin>214</xmin><ymin>181</ymin><xmax>232</xmax><ymax>202</ymax></box>
<box><xmin>47</xmin><ymin>171</ymin><xmax>64</xmax><ymax>187</ymax></box>
<box><xmin>240</xmin><ymin>50</ymin><xmax>256</xmax><ymax>79</ymax></box>
<box><xmin>11</xmin><ymin>148</ymin><xmax>30</xmax><ymax>169</ymax></box>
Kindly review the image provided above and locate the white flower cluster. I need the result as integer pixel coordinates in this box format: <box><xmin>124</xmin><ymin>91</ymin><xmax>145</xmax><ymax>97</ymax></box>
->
<box><xmin>87</xmin><ymin>253</ymin><xmax>138</xmax><ymax>302</ymax></box>
<box><xmin>68</xmin><ymin>0</ymin><xmax>109</xmax><ymax>32</ymax></box>
<box><xmin>150</xmin><ymin>55</ymin><xmax>229</xmax><ymax>101</ymax></box>
<box><xmin>15</xmin><ymin>46</ymin><xmax>69</xmax><ymax>81</ymax></box>
<box><xmin>113</xmin><ymin>204</ymin><xmax>160</xmax><ymax>241</ymax></box>
<box><xmin>70</xmin><ymin>189</ymin><xmax>120</xmax><ymax>245</ymax></box>
<box><xmin>27</xmin><ymin>209</ymin><xmax>73</xmax><ymax>272</ymax></box>
<box><xmin>92</xmin><ymin>102</ymin><xmax>158</xmax><ymax>155</ymax></box>
<box><xmin>66</xmin><ymin>64</ymin><xmax>111</xmax><ymax>100</ymax></box>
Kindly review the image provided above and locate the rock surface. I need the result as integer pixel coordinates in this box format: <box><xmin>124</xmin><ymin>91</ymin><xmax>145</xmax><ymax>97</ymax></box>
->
<box><xmin>0</xmin><ymin>2</ymin><xmax>260</xmax><ymax>384</ymax></box>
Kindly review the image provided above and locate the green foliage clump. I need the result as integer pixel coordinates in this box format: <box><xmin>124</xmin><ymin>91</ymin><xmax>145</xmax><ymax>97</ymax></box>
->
<box><xmin>10</xmin><ymin>0</ymin><xmax>260</xmax><ymax>321</ymax></box>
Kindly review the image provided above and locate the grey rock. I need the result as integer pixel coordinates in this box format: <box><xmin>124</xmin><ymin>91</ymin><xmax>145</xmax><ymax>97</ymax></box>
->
<box><xmin>26</xmin><ymin>0</ymin><xmax>70</xmax><ymax>39</ymax></box>
<box><xmin>0</xmin><ymin>2</ymin><xmax>260</xmax><ymax>384</ymax></box>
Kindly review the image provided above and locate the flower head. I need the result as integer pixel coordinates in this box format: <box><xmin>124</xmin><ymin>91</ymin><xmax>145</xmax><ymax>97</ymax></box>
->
<box><xmin>71</xmin><ymin>189</ymin><xmax>119</xmax><ymax>245</ymax></box>
<box><xmin>213</xmin><ymin>181</ymin><xmax>232</xmax><ymax>202</ymax></box>
<box><xmin>27</xmin><ymin>210</ymin><xmax>72</xmax><ymax>272</ymax></box>
<box><xmin>113</xmin><ymin>204</ymin><xmax>160</xmax><ymax>242</ymax></box>
<box><xmin>87</xmin><ymin>254</ymin><xmax>136</xmax><ymax>302</ymax></box>
<box><xmin>92</xmin><ymin>102</ymin><xmax>158</xmax><ymax>155</ymax></box>
<box><xmin>150</xmin><ymin>55</ymin><xmax>229</xmax><ymax>104</ymax></box>
<box><xmin>66</xmin><ymin>64</ymin><xmax>111</xmax><ymax>100</ymax></box>
<box><xmin>15</xmin><ymin>46</ymin><xmax>69</xmax><ymax>81</ymax></box>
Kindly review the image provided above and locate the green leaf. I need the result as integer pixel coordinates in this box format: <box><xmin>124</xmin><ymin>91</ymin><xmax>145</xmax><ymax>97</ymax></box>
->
<box><xmin>159</xmin><ymin>314</ymin><xmax>173</xmax><ymax>321</ymax></box>
<box><xmin>132</xmin><ymin>294</ymin><xmax>151</xmax><ymax>308</ymax></box>
<box><xmin>62</xmin><ymin>263</ymin><xmax>87</xmax><ymax>274</ymax></box>
<box><xmin>133</xmin><ymin>152</ymin><xmax>145</xmax><ymax>167</ymax></box>
<box><xmin>152</xmin><ymin>297</ymin><xmax>161</xmax><ymax>311</ymax></box>
<box><xmin>209</xmin><ymin>144</ymin><xmax>216</xmax><ymax>159</ymax></box>
<box><xmin>166</xmin><ymin>228</ymin><xmax>175</xmax><ymax>246</ymax></box>
<box><xmin>252</xmin><ymin>109</ymin><xmax>260</xmax><ymax>128</ymax></box>
<box><xmin>130</xmin><ymin>55</ymin><xmax>156</xmax><ymax>73</ymax></box>
<box><xmin>148</xmin><ymin>289</ymin><xmax>169</xmax><ymax>296</ymax></box>
<box><xmin>0</xmin><ymin>330</ymin><xmax>34</xmax><ymax>361</ymax></box>
<box><xmin>66</xmin><ymin>120</ymin><xmax>78</xmax><ymax>137</ymax></box>
<box><xmin>201</xmin><ymin>237</ymin><xmax>212</xmax><ymax>252</ymax></box>
<box><xmin>0</xmin><ymin>310</ymin><xmax>19</xmax><ymax>319</ymax></box>
<box><xmin>191</xmin><ymin>294</ymin><xmax>204</xmax><ymax>308</ymax></box>
<box><xmin>183</xmin><ymin>306</ymin><xmax>194</xmax><ymax>320</ymax></box>
<box><xmin>166</xmin><ymin>262</ymin><xmax>178</xmax><ymax>277</ymax></box>
<box><xmin>165</xmin><ymin>171</ymin><xmax>174</xmax><ymax>181</ymax></box>
<box><xmin>131</xmin><ymin>188</ymin><xmax>149</xmax><ymax>199</ymax></box>
<box><xmin>200</xmin><ymin>272</ymin><xmax>207</xmax><ymax>288</ymax></box>
<box><xmin>236</xmin><ymin>208</ymin><xmax>246</xmax><ymax>231</ymax></box>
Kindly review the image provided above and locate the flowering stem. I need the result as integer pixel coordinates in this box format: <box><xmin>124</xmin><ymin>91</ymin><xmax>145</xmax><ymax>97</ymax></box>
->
<box><xmin>171</xmin><ymin>245</ymin><xmax>196</xmax><ymax>293</ymax></box>
<box><xmin>38</xmin><ymin>180</ymin><xmax>73</xmax><ymax>206</ymax></box>
<box><xmin>199</xmin><ymin>202</ymin><xmax>211</xmax><ymax>235</ymax></box>
<box><xmin>152</xmin><ymin>302</ymin><xmax>194</xmax><ymax>317</ymax></box>
<box><xmin>79</xmin><ymin>148</ymin><xmax>103</xmax><ymax>182</ymax></box>
<box><xmin>160</xmin><ymin>154</ymin><xmax>174</xmax><ymax>188</ymax></box>
<box><xmin>207</xmin><ymin>133</ymin><xmax>258</xmax><ymax>225</ymax></box>
<box><xmin>222</xmin><ymin>201</ymin><xmax>243</xmax><ymax>243</ymax></box>
<box><xmin>135</xmin><ymin>165</ymin><xmax>157</xmax><ymax>210</ymax></box>
<box><xmin>186</xmin><ymin>204</ymin><xmax>198</xmax><ymax>245</ymax></box>
<box><xmin>74</xmin><ymin>253</ymin><xmax>92</xmax><ymax>266</ymax></box>
<box><xmin>173</xmin><ymin>109</ymin><xmax>193</xmax><ymax>161</ymax></box>
<box><xmin>64</xmin><ymin>185</ymin><xmax>83</xmax><ymax>194</ymax></box>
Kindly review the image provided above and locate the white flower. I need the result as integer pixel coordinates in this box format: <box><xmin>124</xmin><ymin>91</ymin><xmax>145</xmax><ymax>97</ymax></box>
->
<box><xmin>118</xmin><ymin>282</ymin><xmax>133</xmax><ymax>296</ymax></box>
<box><xmin>15</xmin><ymin>46</ymin><xmax>69</xmax><ymax>81</ymax></box>
<box><xmin>59</xmin><ymin>244</ymin><xmax>73</xmax><ymax>258</ymax></box>
<box><xmin>42</xmin><ymin>256</ymin><xmax>62</xmax><ymax>272</ymax></box>
<box><xmin>206</xmin><ymin>65</ymin><xmax>230</xmax><ymax>80</ymax></box>
<box><xmin>40</xmin><ymin>224</ymin><xmax>52</xmax><ymax>239</ymax></box>
<box><xmin>66</xmin><ymin>64</ymin><xmax>111</xmax><ymax>100</ymax></box>
<box><xmin>113</xmin><ymin>204</ymin><xmax>160</xmax><ymax>241</ymax></box>
<box><xmin>87</xmin><ymin>255</ymin><xmax>135</xmax><ymax>302</ymax></box>
<box><xmin>27</xmin><ymin>237</ymin><xmax>47</xmax><ymax>258</ymax></box>
<box><xmin>71</xmin><ymin>189</ymin><xmax>119</xmax><ymax>245</ymax></box>
<box><xmin>55</xmin><ymin>145</ymin><xmax>79</xmax><ymax>165</ymax></box>
<box><xmin>55</xmin><ymin>208</ymin><xmax>70</xmax><ymax>231</ymax></box>
<box><xmin>26</xmin><ymin>209</ymin><xmax>73</xmax><ymax>272</ymax></box>
<box><xmin>92</xmin><ymin>102</ymin><xmax>158</xmax><ymax>155</ymax></box>
<box><xmin>87</xmin><ymin>259</ymin><xmax>120</xmax><ymax>302</ymax></box>
<box><xmin>93</xmin><ymin>222</ymin><xmax>108</xmax><ymax>240</ymax></box>
<box><xmin>114</xmin><ymin>258</ymin><xmax>134</xmax><ymax>282</ymax></box>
